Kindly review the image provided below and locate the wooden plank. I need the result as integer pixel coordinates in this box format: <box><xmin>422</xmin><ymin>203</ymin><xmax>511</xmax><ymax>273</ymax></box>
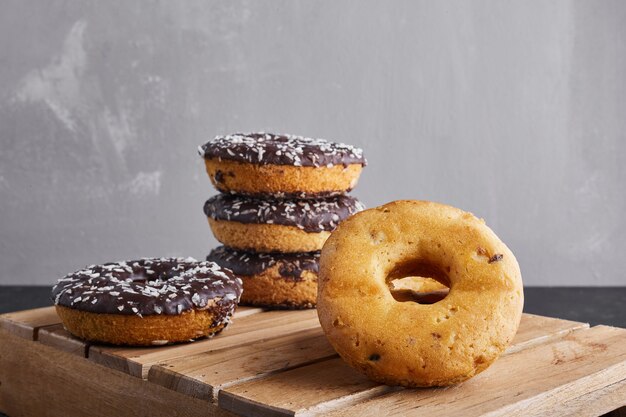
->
<box><xmin>556</xmin><ymin>381</ymin><xmax>625</xmax><ymax>417</ymax></box>
<box><xmin>10</xmin><ymin>305</ymin><xmax>259</xmax><ymax>358</ymax></box>
<box><xmin>152</xmin><ymin>313</ymin><xmax>586</xmax><ymax>407</ymax></box>
<box><xmin>34</xmin><ymin>308</ymin><xmax>259</xmax><ymax>357</ymax></box>
<box><xmin>148</xmin><ymin>313</ymin><xmax>586</xmax><ymax>403</ymax></box>
<box><xmin>323</xmin><ymin>325</ymin><xmax>626</xmax><ymax>417</ymax></box>
<box><xmin>507</xmin><ymin>313</ymin><xmax>589</xmax><ymax>353</ymax></box>
<box><xmin>219</xmin><ymin>357</ymin><xmax>394</xmax><ymax>417</ymax></box>
<box><xmin>38</xmin><ymin>324</ymin><xmax>89</xmax><ymax>357</ymax></box>
<box><xmin>148</xmin><ymin>326</ymin><xmax>338</xmax><ymax>401</ymax></box>
<box><xmin>234</xmin><ymin>305</ymin><xmax>265</xmax><ymax>318</ymax></box>
<box><xmin>89</xmin><ymin>309</ymin><xmax>320</xmax><ymax>378</ymax></box>
<box><xmin>0</xmin><ymin>306</ymin><xmax>60</xmax><ymax>340</ymax></box>
<box><xmin>0</xmin><ymin>329</ymin><xmax>236</xmax><ymax>417</ymax></box>
<box><xmin>0</xmin><ymin>305</ymin><xmax>622</xmax><ymax>417</ymax></box>
<box><xmin>217</xmin><ymin>315</ymin><xmax>595</xmax><ymax>417</ymax></box>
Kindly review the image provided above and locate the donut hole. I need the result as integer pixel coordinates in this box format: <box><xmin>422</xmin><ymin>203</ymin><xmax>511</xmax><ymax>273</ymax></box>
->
<box><xmin>387</xmin><ymin>260</ymin><xmax>450</xmax><ymax>304</ymax></box>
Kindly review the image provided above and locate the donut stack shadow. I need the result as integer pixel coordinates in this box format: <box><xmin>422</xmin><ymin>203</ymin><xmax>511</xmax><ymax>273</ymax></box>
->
<box><xmin>198</xmin><ymin>133</ymin><xmax>367</xmax><ymax>309</ymax></box>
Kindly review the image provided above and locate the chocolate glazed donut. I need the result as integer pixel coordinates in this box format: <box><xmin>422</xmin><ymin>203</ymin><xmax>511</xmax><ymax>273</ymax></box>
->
<box><xmin>52</xmin><ymin>257</ymin><xmax>243</xmax><ymax>346</ymax></box>
<box><xmin>198</xmin><ymin>132</ymin><xmax>367</xmax><ymax>197</ymax></box>
<box><xmin>204</xmin><ymin>194</ymin><xmax>365</xmax><ymax>253</ymax></box>
<box><xmin>207</xmin><ymin>246</ymin><xmax>320</xmax><ymax>309</ymax></box>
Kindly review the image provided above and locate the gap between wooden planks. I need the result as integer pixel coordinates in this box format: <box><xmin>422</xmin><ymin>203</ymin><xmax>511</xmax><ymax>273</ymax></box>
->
<box><xmin>0</xmin><ymin>306</ymin><xmax>60</xmax><ymax>340</ymax></box>
<box><xmin>1</xmin><ymin>307</ymin><xmax>591</xmax><ymax>387</ymax></box>
<box><xmin>5</xmin><ymin>306</ymin><xmax>625</xmax><ymax>417</ymax></box>
<box><xmin>318</xmin><ymin>325</ymin><xmax>626</xmax><ymax>417</ymax></box>
<box><xmin>0</xmin><ymin>328</ymin><xmax>236</xmax><ymax>417</ymax></box>
<box><xmin>215</xmin><ymin>315</ymin><xmax>598</xmax><ymax>417</ymax></box>
<box><xmin>148</xmin><ymin>326</ymin><xmax>339</xmax><ymax>401</ymax></box>
<box><xmin>147</xmin><ymin>313</ymin><xmax>588</xmax><ymax>402</ymax></box>
<box><xmin>88</xmin><ymin>307</ymin><xmax>320</xmax><ymax>378</ymax></box>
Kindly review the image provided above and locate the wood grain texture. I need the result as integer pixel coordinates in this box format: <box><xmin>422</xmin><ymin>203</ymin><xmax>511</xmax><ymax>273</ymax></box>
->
<box><xmin>89</xmin><ymin>309</ymin><xmax>320</xmax><ymax>378</ymax></box>
<box><xmin>323</xmin><ymin>325</ymin><xmax>626</xmax><ymax>417</ymax></box>
<box><xmin>549</xmin><ymin>381</ymin><xmax>625</xmax><ymax>417</ymax></box>
<box><xmin>506</xmin><ymin>313</ymin><xmax>589</xmax><ymax>353</ymax></box>
<box><xmin>2</xmin><ymin>306</ymin><xmax>624</xmax><ymax>417</ymax></box>
<box><xmin>38</xmin><ymin>323</ymin><xmax>89</xmax><ymax>357</ymax></box>
<box><xmin>219</xmin><ymin>357</ymin><xmax>394</xmax><ymax>417</ymax></box>
<box><xmin>147</xmin><ymin>312</ymin><xmax>586</xmax><ymax>404</ymax></box>
<box><xmin>0</xmin><ymin>306</ymin><xmax>60</xmax><ymax>340</ymax></box>
<box><xmin>148</xmin><ymin>327</ymin><xmax>337</xmax><ymax>401</ymax></box>
<box><xmin>0</xmin><ymin>329</ymin><xmax>236</xmax><ymax>417</ymax></box>
<box><xmin>233</xmin><ymin>305</ymin><xmax>265</xmax><ymax>318</ymax></box>
<box><xmin>215</xmin><ymin>313</ymin><xmax>593</xmax><ymax>417</ymax></box>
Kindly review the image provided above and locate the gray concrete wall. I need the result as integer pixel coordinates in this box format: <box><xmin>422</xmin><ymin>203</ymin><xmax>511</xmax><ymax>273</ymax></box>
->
<box><xmin>1</xmin><ymin>1</ymin><xmax>625</xmax><ymax>285</ymax></box>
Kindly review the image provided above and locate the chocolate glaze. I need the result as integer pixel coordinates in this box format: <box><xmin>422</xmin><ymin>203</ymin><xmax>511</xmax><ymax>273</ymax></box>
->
<box><xmin>198</xmin><ymin>132</ymin><xmax>367</xmax><ymax>168</ymax></box>
<box><xmin>51</xmin><ymin>258</ymin><xmax>243</xmax><ymax>322</ymax></box>
<box><xmin>207</xmin><ymin>246</ymin><xmax>319</xmax><ymax>281</ymax></box>
<box><xmin>203</xmin><ymin>194</ymin><xmax>365</xmax><ymax>233</ymax></box>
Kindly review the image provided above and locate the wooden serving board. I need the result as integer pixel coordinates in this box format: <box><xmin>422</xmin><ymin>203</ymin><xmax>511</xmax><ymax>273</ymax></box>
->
<box><xmin>1</xmin><ymin>306</ymin><xmax>625</xmax><ymax>417</ymax></box>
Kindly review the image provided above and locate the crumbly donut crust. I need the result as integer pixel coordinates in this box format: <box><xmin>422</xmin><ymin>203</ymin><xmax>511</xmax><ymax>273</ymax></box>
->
<box><xmin>317</xmin><ymin>200</ymin><xmax>524</xmax><ymax>387</ymax></box>
<box><xmin>238</xmin><ymin>268</ymin><xmax>318</xmax><ymax>309</ymax></box>
<box><xmin>208</xmin><ymin>218</ymin><xmax>331</xmax><ymax>253</ymax></box>
<box><xmin>204</xmin><ymin>158</ymin><xmax>363</xmax><ymax>197</ymax></box>
<box><xmin>55</xmin><ymin>305</ymin><xmax>228</xmax><ymax>346</ymax></box>
<box><xmin>206</xmin><ymin>246</ymin><xmax>319</xmax><ymax>309</ymax></box>
<box><xmin>206</xmin><ymin>246</ymin><xmax>319</xmax><ymax>280</ymax></box>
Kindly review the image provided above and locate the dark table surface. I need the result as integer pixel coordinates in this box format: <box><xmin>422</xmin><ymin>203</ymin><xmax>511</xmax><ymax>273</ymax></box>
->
<box><xmin>0</xmin><ymin>286</ymin><xmax>624</xmax><ymax>417</ymax></box>
<box><xmin>1</xmin><ymin>285</ymin><xmax>624</xmax><ymax>326</ymax></box>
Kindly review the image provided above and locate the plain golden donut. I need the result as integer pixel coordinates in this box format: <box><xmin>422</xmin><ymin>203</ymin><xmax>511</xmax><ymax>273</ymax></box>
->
<box><xmin>317</xmin><ymin>200</ymin><xmax>524</xmax><ymax>387</ymax></box>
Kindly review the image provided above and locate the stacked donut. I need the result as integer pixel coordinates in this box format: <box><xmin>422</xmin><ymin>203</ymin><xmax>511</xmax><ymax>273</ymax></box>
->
<box><xmin>199</xmin><ymin>132</ymin><xmax>366</xmax><ymax>308</ymax></box>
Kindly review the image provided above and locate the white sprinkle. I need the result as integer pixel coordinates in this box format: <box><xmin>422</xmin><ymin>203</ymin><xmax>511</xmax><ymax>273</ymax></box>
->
<box><xmin>191</xmin><ymin>293</ymin><xmax>202</xmax><ymax>306</ymax></box>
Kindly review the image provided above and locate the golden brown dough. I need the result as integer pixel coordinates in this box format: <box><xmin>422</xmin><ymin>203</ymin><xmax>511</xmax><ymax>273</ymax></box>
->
<box><xmin>204</xmin><ymin>158</ymin><xmax>363</xmax><ymax>197</ymax></box>
<box><xmin>239</xmin><ymin>268</ymin><xmax>318</xmax><ymax>309</ymax></box>
<box><xmin>208</xmin><ymin>218</ymin><xmax>330</xmax><ymax>253</ymax></box>
<box><xmin>317</xmin><ymin>200</ymin><xmax>524</xmax><ymax>387</ymax></box>
<box><xmin>56</xmin><ymin>305</ymin><xmax>227</xmax><ymax>346</ymax></box>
